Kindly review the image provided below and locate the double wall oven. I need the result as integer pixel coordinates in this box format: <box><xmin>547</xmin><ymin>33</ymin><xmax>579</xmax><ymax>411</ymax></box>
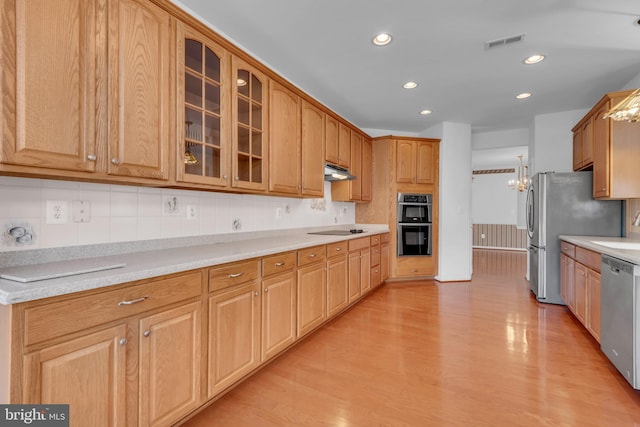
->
<box><xmin>397</xmin><ymin>193</ymin><xmax>432</xmax><ymax>256</ymax></box>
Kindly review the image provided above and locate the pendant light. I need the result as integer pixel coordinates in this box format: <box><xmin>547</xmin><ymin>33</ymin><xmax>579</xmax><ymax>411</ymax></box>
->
<box><xmin>507</xmin><ymin>155</ymin><xmax>529</xmax><ymax>192</ymax></box>
<box><xmin>602</xmin><ymin>88</ymin><xmax>640</xmax><ymax>122</ymax></box>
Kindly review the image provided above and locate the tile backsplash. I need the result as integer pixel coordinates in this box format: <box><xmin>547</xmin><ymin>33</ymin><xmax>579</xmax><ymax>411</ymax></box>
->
<box><xmin>0</xmin><ymin>177</ymin><xmax>355</xmax><ymax>251</ymax></box>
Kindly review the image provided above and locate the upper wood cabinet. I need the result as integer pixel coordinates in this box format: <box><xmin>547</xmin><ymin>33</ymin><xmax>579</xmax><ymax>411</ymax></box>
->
<box><xmin>1</xmin><ymin>0</ymin><xmax>102</xmax><ymax>173</ymax></box>
<box><xmin>301</xmin><ymin>100</ymin><xmax>325</xmax><ymax>197</ymax></box>
<box><xmin>361</xmin><ymin>136</ymin><xmax>372</xmax><ymax>201</ymax></box>
<box><xmin>107</xmin><ymin>0</ymin><xmax>171</xmax><ymax>180</ymax></box>
<box><xmin>572</xmin><ymin>116</ymin><xmax>593</xmax><ymax>171</ymax></box>
<box><xmin>269</xmin><ymin>81</ymin><xmax>301</xmax><ymax>195</ymax></box>
<box><xmin>232</xmin><ymin>58</ymin><xmax>268</xmax><ymax>191</ymax></box>
<box><xmin>331</xmin><ymin>130</ymin><xmax>372</xmax><ymax>202</ymax></box>
<box><xmin>176</xmin><ymin>22</ymin><xmax>231</xmax><ymax>187</ymax></box>
<box><xmin>396</xmin><ymin>139</ymin><xmax>438</xmax><ymax>184</ymax></box>
<box><xmin>338</xmin><ymin>123</ymin><xmax>351</xmax><ymax>168</ymax></box>
<box><xmin>574</xmin><ymin>90</ymin><xmax>640</xmax><ymax>199</ymax></box>
<box><xmin>325</xmin><ymin>115</ymin><xmax>340</xmax><ymax>165</ymax></box>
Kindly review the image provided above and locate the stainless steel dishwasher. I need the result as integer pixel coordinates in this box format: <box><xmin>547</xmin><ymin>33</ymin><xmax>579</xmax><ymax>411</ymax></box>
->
<box><xmin>600</xmin><ymin>254</ymin><xmax>640</xmax><ymax>389</ymax></box>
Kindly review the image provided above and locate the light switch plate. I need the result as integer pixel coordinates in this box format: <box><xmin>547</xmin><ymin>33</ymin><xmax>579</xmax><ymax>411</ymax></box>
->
<box><xmin>72</xmin><ymin>200</ymin><xmax>91</xmax><ymax>223</ymax></box>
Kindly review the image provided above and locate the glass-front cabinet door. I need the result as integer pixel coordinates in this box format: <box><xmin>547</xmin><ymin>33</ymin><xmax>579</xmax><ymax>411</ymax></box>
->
<box><xmin>232</xmin><ymin>57</ymin><xmax>268</xmax><ymax>191</ymax></box>
<box><xmin>177</xmin><ymin>23</ymin><xmax>230</xmax><ymax>186</ymax></box>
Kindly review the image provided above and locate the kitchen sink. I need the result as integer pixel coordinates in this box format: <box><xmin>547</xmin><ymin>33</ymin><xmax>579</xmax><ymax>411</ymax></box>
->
<box><xmin>591</xmin><ymin>240</ymin><xmax>640</xmax><ymax>250</ymax></box>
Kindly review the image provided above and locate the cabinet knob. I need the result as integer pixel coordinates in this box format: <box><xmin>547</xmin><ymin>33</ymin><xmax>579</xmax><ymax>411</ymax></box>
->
<box><xmin>111</xmin><ymin>157</ymin><xmax>121</xmax><ymax>165</ymax></box>
<box><xmin>235</xmin><ymin>176</ymin><xmax>240</xmax><ymax>180</ymax></box>
<box><xmin>223</xmin><ymin>175</ymin><xmax>228</xmax><ymax>180</ymax></box>
<box><xmin>119</xmin><ymin>338</ymin><xmax>128</xmax><ymax>346</ymax></box>
<box><xmin>274</xmin><ymin>262</ymin><xmax>285</xmax><ymax>267</ymax></box>
<box><xmin>87</xmin><ymin>154</ymin><xmax>97</xmax><ymax>161</ymax></box>
<box><xmin>336</xmin><ymin>247</ymin><xmax>341</xmax><ymax>251</ymax></box>
<box><xmin>264</xmin><ymin>288</ymin><xmax>269</xmax><ymax>293</ymax></box>
<box><xmin>228</xmin><ymin>272</ymin><xmax>244</xmax><ymax>278</ymax></box>
<box><xmin>143</xmin><ymin>330</ymin><xmax>151</xmax><ymax>337</ymax></box>
<box><xmin>254</xmin><ymin>291</ymin><xmax>259</xmax><ymax>296</ymax></box>
<box><xmin>308</xmin><ymin>253</ymin><xmax>316</xmax><ymax>258</ymax></box>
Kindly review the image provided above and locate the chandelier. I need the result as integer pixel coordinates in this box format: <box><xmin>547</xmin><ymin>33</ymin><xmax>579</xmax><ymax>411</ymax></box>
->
<box><xmin>507</xmin><ymin>155</ymin><xmax>529</xmax><ymax>192</ymax></box>
<box><xmin>602</xmin><ymin>88</ymin><xmax>640</xmax><ymax>123</ymax></box>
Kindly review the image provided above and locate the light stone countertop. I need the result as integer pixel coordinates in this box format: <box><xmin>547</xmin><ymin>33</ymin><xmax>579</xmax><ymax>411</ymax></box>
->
<box><xmin>0</xmin><ymin>224</ymin><xmax>389</xmax><ymax>305</ymax></box>
<box><xmin>559</xmin><ymin>235</ymin><xmax>640</xmax><ymax>265</ymax></box>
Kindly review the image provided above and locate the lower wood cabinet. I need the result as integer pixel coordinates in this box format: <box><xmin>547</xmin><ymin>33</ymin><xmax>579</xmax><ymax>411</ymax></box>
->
<box><xmin>261</xmin><ymin>270</ymin><xmax>296</xmax><ymax>361</ymax></box>
<box><xmin>297</xmin><ymin>246</ymin><xmax>327</xmax><ymax>338</ymax></box>
<box><xmin>560</xmin><ymin>241</ymin><xmax>601</xmax><ymax>342</ymax></box>
<box><xmin>138</xmin><ymin>302</ymin><xmax>201</xmax><ymax>427</ymax></box>
<box><xmin>7</xmin><ymin>234</ymin><xmax>389</xmax><ymax>426</ymax></box>
<box><xmin>208</xmin><ymin>281</ymin><xmax>260</xmax><ymax>398</ymax></box>
<box><xmin>326</xmin><ymin>242</ymin><xmax>349</xmax><ymax>317</ymax></box>
<box><xmin>23</xmin><ymin>325</ymin><xmax>128</xmax><ymax>427</ymax></box>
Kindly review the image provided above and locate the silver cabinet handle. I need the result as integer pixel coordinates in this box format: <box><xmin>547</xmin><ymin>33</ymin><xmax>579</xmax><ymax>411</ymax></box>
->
<box><xmin>223</xmin><ymin>175</ymin><xmax>228</xmax><ymax>179</ymax></box>
<box><xmin>336</xmin><ymin>247</ymin><xmax>341</xmax><ymax>251</ymax></box>
<box><xmin>228</xmin><ymin>272</ymin><xmax>244</xmax><ymax>278</ymax></box>
<box><xmin>119</xmin><ymin>338</ymin><xmax>127</xmax><ymax>346</ymax></box>
<box><xmin>143</xmin><ymin>330</ymin><xmax>151</xmax><ymax>337</ymax></box>
<box><xmin>274</xmin><ymin>262</ymin><xmax>285</xmax><ymax>267</ymax></box>
<box><xmin>111</xmin><ymin>157</ymin><xmax>121</xmax><ymax>165</ymax></box>
<box><xmin>118</xmin><ymin>296</ymin><xmax>148</xmax><ymax>306</ymax></box>
<box><xmin>308</xmin><ymin>253</ymin><xmax>316</xmax><ymax>258</ymax></box>
<box><xmin>87</xmin><ymin>154</ymin><xmax>97</xmax><ymax>161</ymax></box>
<box><xmin>235</xmin><ymin>176</ymin><xmax>240</xmax><ymax>180</ymax></box>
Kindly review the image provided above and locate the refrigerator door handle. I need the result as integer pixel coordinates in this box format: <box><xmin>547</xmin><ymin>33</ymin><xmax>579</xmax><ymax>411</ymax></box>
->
<box><xmin>526</xmin><ymin>185</ymin><xmax>534</xmax><ymax>239</ymax></box>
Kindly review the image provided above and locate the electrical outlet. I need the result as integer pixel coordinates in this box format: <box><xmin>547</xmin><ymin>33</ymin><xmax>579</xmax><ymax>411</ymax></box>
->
<box><xmin>72</xmin><ymin>200</ymin><xmax>91</xmax><ymax>223</ymax></box>
<box><xmin>232</xmin><ymin>218</ymin><xmax>242</xmax><ymax>231</ymax></box>
<box><xmin>481</xmin><ymin>233</ymin><xmax>486</xmax><ymax>239</ymax></box>
<box><xmin>46</xmin><ymin>200</ymin><xmax>68</xmax><ymax>224</ymax></box>
<box><xmin>186</xmin><ymin>205</ymin><xmax>197</xmax><ymax>220</ymax></box>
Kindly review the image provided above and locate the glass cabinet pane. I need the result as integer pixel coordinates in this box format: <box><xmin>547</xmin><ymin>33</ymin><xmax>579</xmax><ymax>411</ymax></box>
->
<box><xmin>182</xmin><ymin>36</ymin><xmax>225</xmax><ymax>183</ymax></box>
<box><xmin>237</xmin><ymin>97</ymin><xmax>250</xmax><ymax>126</ymax></box>
<box><xmin>235</xmin><ymin>66</ymin><xmax>265</xmax><ymax>186</ymax></box>
<box><xmin>237</xmin><ymin>126</ymin><xmax>250</xmax><ymax>153</ymax></box>
<box><xmin>237</xmin><ymin>70</ymin><xmax>250</xmax><ymax>97</ymax></box>
<box><xmin>251</xmin><ymin>75</ymin><xmax>262</xmax><ymax>102</ymax></box>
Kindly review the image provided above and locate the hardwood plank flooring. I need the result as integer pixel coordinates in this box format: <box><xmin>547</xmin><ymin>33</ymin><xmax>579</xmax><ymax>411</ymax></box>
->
<box><xmin>182</xmin><ymin>249</ymin><xmax>640</xmax><ymax>426</ymax></box>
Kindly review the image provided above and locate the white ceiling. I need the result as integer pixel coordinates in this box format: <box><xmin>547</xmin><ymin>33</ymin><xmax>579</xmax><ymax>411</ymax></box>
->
<box><xmin>175</xmin><ymin>0</ymin><xmax>640</xmax><ymax>134</ymax></box>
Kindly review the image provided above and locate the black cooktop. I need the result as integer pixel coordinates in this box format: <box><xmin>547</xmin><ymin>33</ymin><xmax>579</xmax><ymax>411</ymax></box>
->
<box><xmin>308</xmin><ymin>229</ymin><xmax>366</xmax><ymax>236</ymax></box>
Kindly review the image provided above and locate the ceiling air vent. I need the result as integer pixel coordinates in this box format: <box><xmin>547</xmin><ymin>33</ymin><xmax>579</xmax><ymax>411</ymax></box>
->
<box><xmin>485</xmin><ymin>33</ymin><xmax>525</xmax><ymax>50</ymax></box>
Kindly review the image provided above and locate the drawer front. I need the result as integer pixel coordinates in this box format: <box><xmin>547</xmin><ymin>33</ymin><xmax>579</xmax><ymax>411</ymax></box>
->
<box><xmin>298</xmin><ymin>245</ymin><xmax>326</xmax><ymax>267</ymax></box>
<box><xmin>327</xmin><ymin>241</ymin><xmax>348</xmax><ymax>258</ymax></box>
<box><xmin>371</xmin><ymin>235</ymin><xmax>380</xmax><ymax>245</ymax></box>
<box><xmin>370</xmin><ymin>244</ymin><xmax>381</xmax><ymax>266</ymax></box>
<box><xmin>560</xmin><ymin>241</ymin><xmax>576</xmax><ymax>258</ymax></box>
<box><xmin>371</xmin><ymin>266</ymin><xmax>381</xmax><ymax>288</ymax></box>
<box><xmin>575</xmin><ymin>246</ymin><xmax>601</xmax><ymax>272</ymax></box>
<box><xmin>209</xmin><ymin>259</ymin><xmax>260</xmax><ymax>293</ymax></box>
<box><xmin>24</xmin><ymin>271</ymin><xmax>202</xmax><ymax>346</ymax></box>
<box><xmin>348</xmin><ymin>237</ymin><xmax>371</xmax><ymax>252</ymax></box>
<box><xmin>262</xmin><ymin>251</ymin><xmax>297</xmax><ymax>277</ymax></box>
<box><xmin>380</xmin><ymin>233</ymin><xmax>390</xmax><ymax>244</ymax></box>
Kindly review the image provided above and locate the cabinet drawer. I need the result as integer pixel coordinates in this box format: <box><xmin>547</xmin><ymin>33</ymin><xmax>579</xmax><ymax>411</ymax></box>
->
<box><xmin>24</xmin><ymin>271</ymin><xmax>202</xmax><ymax>347</ymax></box>
<box><xmin>371</xmin><ymin>235</ymin><xmax>381</xmax><ymax>245</ymax></box>
<box><xmin>327</xmin><ymin>241</ymin><xmax>348</xmax><ymax>258</ymax></box>
<box><xmin>298</xmin><ymin>246</ymin><xmax>326</xmax><ymax>267</ymax></box>
<box><xmin>560</xmin><ymin>241</ymin><xmax>576</xmax><ymax>258</ymax></box>
<box><xmin>576</xmin><ymin>246</ymin><xmax>601</xmax><ymax>272</ymax></box>
<box><xmin>349</xmin><ymin>237</ymin><xmax>370</xmax><ymax>252</ymax></box>
<box><xmin>262</xmin><ymin>251</ymin><xmax>297</xmax><ymax>277</ymax></box>
<box><xmin>380</xmin><ymin>233</ymin><xmax>391</xmax><ymax>244</ymax></box>
<box><xmin>209</xmin><ymin>259</ymin><xmax>260</xmax><ymax>293</ymax></box>
<box><xmin>371</xmin><ymin>266</ymin><xmax>381</xmax><ymax>288</ymax></box>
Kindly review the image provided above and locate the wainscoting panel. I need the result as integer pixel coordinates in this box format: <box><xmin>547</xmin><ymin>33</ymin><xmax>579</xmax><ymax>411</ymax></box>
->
<box><xmin>472</xmin><ymin>224</ymin><xmax>527</xmax><ymax>250</ymax></box>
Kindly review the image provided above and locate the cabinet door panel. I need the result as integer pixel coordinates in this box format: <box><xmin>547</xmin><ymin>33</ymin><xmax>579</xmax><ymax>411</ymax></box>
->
<box><xmin>208</xmin><ymin>283</ymin><xmax>260</xmax><ymax>397</ymax></box>
<box><xmin>139</xmin><ymin>302</ymin><xmax>201</xmax><ymax>426</ymax></box>
<box><xmin>416</xmin><ymin>141</ymin><xmax>436</xmax><ymax>184</ymax></box>
<box><xmin>325</xmin><ymin>115</ymin><xmax>339</xmax><ymax>165</ymax></box>
<box><xmin>24</xmin><ymin>325</ymin><xmax>127</xmax><ymax>427</ymax></box>
<box><xmin>361</xmin><ymin>137</ymin><xmax>372</xmax><ymax>201</ymax></box>
<box><xmin>301</xmin><ymin>100</ymin><xmax>325</xmax><ymax>197</ymax></box>
<box><xmin>338</xmin><ymin>123</ymin><xmax>351</xmax><ymax>168</ymax></box>
<box><xmin>348</xmin><ymin>251</ymin><xmax>362</xmax><ymax>303</ymax></box>
<box><xmin>269</xmin><ymin>81</ymin><xmax>300</xmax><ymax>194</ymax></box>
<box><xmin>587</xmin><ymin>270</ymin><xmax>601</xmax><ymax>342</ymax></box>
<box><xmin>592</xmin><ymin>101</ymin><xmax>611</xmax><ymax>198</ymax></box>
<box><xmin>108</xmin><ymin>0</ymin><xmax>170</xmax><ymax>180</ymax></box>
<box><xmin>2</xmin><ymin>0</ymin><xmax>99</xmax><ymax>172</ymax></box>
<box><xmin>574</xmin><ymin>263</ymin><xmax>587</xmax><ymax>323</ymax></box>
<box><xmin>262</xmin><ymin>272</ymin><xmax>296</xmax><ymax>361</ymax></box>
<box><xmin>396</xmin><ymin>140</ymin><xmax>416</xmax><ymax>183</ymax></box>
<box><xmin>327</xmin><ymin>255</ymin><xmax>348</xmax><ymax>317</ymax></box>
<box><xmin>297</xmin><ymin>262</ymin><xmax>327</xmax><ymax>338</ymax></box>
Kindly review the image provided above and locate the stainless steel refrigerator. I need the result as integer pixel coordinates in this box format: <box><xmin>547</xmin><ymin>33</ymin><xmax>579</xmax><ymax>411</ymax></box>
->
<box><xmin>526</xmin><ymin>171</ymin><xmax>622</xmax><ymax>305</ymax></box>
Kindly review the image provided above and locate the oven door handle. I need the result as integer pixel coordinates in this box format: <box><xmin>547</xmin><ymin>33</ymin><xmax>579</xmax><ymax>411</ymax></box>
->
<box><xmin>398</xmin><ymin>222</ymin><xmax>432</xmax><ymax>226</ymax></box>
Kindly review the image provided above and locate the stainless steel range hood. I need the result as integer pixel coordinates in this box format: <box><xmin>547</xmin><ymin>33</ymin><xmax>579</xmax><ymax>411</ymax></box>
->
<box><xmin>324</xmin><ymin>163</ymin><xmax>356</xmax><ymax>182</ymax></box>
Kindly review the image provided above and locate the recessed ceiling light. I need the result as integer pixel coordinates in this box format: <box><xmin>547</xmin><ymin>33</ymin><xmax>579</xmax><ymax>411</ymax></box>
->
<box><xmin>403</xmin><ymin>81</ymin><xmax>418</xmax><ymax>89</ymax></box>
<box><xmin>372</xmin><ymin>33</ymin><xmax>392</xmax><ymax>46</ymax></box>
<box><xmin>420</xmin><ymin>110</ymin><xmax>432</xmax><ymax>115</ymax></box>
<box><xmin>524</xmin><ymin>54</ymin><xmax>545</xmax><ymax>64</ymax></box>
<box><xmin>516</xmin><ymin>92</ymin><xmax>532</xmax><ymax>99</ymax></box>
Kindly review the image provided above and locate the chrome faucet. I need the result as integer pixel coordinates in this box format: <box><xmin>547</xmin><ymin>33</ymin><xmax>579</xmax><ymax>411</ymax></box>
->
<box><xmin>633</xmin><ymin>211</ymin><xmax>640</xmax><ymax>227</ymax></box>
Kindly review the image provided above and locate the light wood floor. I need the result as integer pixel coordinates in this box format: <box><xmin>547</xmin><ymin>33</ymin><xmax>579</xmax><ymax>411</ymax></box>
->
<box><xmin>182</xmin><ymin>249</ymin><xmax>640</xmax><ymax>426</ymax></box>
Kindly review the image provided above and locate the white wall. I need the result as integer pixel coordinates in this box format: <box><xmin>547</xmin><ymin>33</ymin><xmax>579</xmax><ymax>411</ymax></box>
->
<box><xmin>471</xmin><ymin>173</ymin><xmax>519</xmax><ymax>224</ymax></box>
<box><xmin>472</xmin><ymin>128</ymin><xmax>529</xmax><ymax>150</ymax></box>
<box><xmin>422</xmin><ymin>122</ymin><xmax>472</xmax><ymax>282</ymax></box>
<box><xmin>530</xmin><ymin>109</ymin><xmax>587</xmax><ymax>174</ymax></box>
<box><xmin>0</xmin><ymin>177</ymin><xmax>355</xmax><ymax>251</ymax></box>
